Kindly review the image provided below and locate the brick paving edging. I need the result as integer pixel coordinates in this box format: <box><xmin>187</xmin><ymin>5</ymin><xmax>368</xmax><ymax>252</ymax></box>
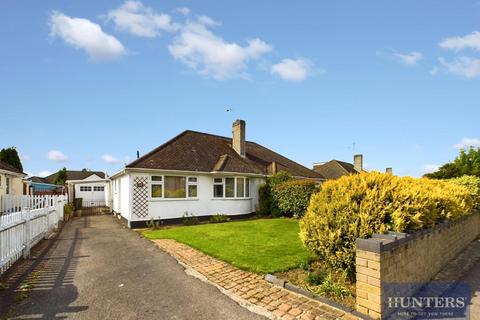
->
<box><xmin>152</xmin><ymin>239</ymin><xmax>360</xmax><ymax>320</ymax></box>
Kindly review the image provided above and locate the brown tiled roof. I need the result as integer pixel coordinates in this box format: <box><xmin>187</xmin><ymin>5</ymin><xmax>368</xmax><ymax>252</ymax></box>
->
<box><xmin>0</xmin><ymin>160</ymin><xmax>25</xmax><ymax>175</ymax></box>
<box><xmin>313</xmin><ymin>160</ymin><xmax>359</xmax><ymax>180</ymax></box>
<box><xmin>127</xmin><ymin>130</ymin><xmax>323</xmax><ymax>179</ymax></box>
<box><xmin>45</xmin><ymin>170</ymin><xmax>105</xmax><ymax>184</ymax></box>
<box><xmin>27</xmin><ymin>176</ymin><xmax>50</xmax><ymax>184</ymax></box>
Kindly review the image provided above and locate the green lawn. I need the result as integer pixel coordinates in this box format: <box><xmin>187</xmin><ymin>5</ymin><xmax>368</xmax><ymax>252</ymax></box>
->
<box><xmin>142</xmin><ymin>218</ymin><xmax>312</xmax><ymax>274</ymax></box>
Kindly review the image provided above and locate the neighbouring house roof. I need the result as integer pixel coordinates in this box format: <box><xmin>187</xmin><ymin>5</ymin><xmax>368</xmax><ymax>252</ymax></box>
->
<box><xmin>126</xmin><ymin>130</ymin><xmax>324</xmax><ymax>179</ymax></box>
<box><xmin>44</xmin><ymin>170</ymin><xmax>106</xmax><ymax>184</ymax></box>
<box><xmin>313</xmin><ymin>160</ymin><xmax>359</xmax><ymax>180</ymax></box>
<box><xmin>27</xmin><ymin>176</ymin><xmax>50</xmax><ymax>184</ymax></box>
<box><xmin>0</xmin><ymin>159</ymin><xmax>25</xmax><ymax>175</ymax></box>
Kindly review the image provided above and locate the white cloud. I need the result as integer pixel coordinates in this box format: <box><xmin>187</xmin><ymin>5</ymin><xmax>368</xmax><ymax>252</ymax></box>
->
<box><xmin>197</xmin><ymin>15</ymin><xmax>220</xmax><ymax>27</ymax></box>
<box><xmin>430</xmin><ymin>66</ymin><xmax>439</xmax><ymax>76</ymax></box>
<box><xmin>439</xmin><ymin>31</ymin><xmax>480</xmax><ymax>51</ymax></box>
<box><xmin>37</xmin><ymin>170</ymin><xmax>54</xmax><ymax>177</ymax></box>
<box><xmin>394</xmin><ymin>51</ymin><xmax>424</xmax><ymax>66</ymax></box>
<box><xmin>422</xmin><ymin>164</ymin><xmax>440</xmax><ymax>174</ymax></box>
<box><xmin>271</xmin><ymin>58</ymin><xmax>312</xmax><ymax>81</ymax></box>
<box><xmin>454</xmin><ymin>137</ymin><xmax>480</xmax><ymax>149</ymax></box>
<box><xmin>46</xmin><ymin>150</ymin><xmax>69</xmax><ymax>163</ymax></box>
<box><xmin>102</xmin><ymin>154</ymin><xmax>122</xmax><ymax>164</ymax></box>
<box><xmin>168</xmin><ymin>21</ymin><xmax>272</xmax><ymax>80</ymax></box>
<box><xmin>439</xmin><ymin>56</ymin><xmax>480</xmax><ymax>78</ymax></box>
<box><xmin>175</xmin><ymin>7</ymin><xmax>191</xmax><ymax>16</ymax></box>
<box><xmin>49</xmin><ymin>11</ymin><xmax>125</xmax><ymax>61</ymax></box>
<box><xmin>106</xmin><ymin>1</ymin><xmax>179</xmax><ymax>37</ymax></box>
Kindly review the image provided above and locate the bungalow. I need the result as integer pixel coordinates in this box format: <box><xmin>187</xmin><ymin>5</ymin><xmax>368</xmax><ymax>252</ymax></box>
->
<box><xmin>313</xmin><ymin>155</ymin><xmax>365</xmax><ymax>180</ymax></box>
<box><xmin>110</xmin><ymin>120</ymin><xmax>324</xmax><ymax>227</ymax></box>
<box><xmin>0</xmin><ymin>160</ymin><xmax>26</xmax><ymax>196</ymax></box>
<box><xmin>313</xmin><ymin>155</ymin><xmax>392</xmax><ymax>179</ymax></box>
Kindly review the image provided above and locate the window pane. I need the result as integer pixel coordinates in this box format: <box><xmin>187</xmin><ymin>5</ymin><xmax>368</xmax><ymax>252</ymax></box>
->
<box><xmin>214</xmin><ymin>178</ymin><xmax>223</xmax><ymax>183</ymax></box>
<box><xmin>245</xmin><ymin>178</ymin><xmax>250</xmax><ymax>197</ymax></box>
<box><xmin>214</xmin><ymin>184</ymin><xmax>223</xmax><ymax>198</ymax></box>
<box><xmin>188</xmin><ymin>185</ymin><xmax>197</xmax><ymax>197</ymax></box>
<box><xmin>151</xmin><ymin>184</ymin><xmax>162</xmax><ymax>198</ymax></box>
<box><xmin>164</xmin><ymin>176</ymin><xmax>186</xmax><ymax>198</ymax></box>
<box><xmin>188</xmin><ymin>177</ymin><xmax>197</xmax><ymax>183</ymax></box>
<box><xmin>225</xmin><ymin>178</ymin><xmax>235</xmax><ymax>198</ymax></box>
<box><xmin>152</xmin><ymin>176</ymin><xmax>163</xmax><ymax>181</ymax></box>
<box><xmin>236</xmin><ymin>178</ymin><xmax>245</xmax><ymax>197</ymax></box>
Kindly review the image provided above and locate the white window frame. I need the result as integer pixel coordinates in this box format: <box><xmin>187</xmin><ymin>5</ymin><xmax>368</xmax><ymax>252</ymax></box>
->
<box><xmin>150</xmin><ymin>175</ymin><xmax>198</xmax><ymax>200</ymax></box>
<box><xmin>187</xmin><ymin>177</ymin><xmax>198</xmax><ymax>198</ymax></box>
<box><xmin>213</xmin><ymin>178</ymin><xmax>224</xmax><ymax>198</ymax></box>
<box><xmin>213</xmin><ymin>176</ymin><xmax>251</xmax><ymax>199</ymax></box>
<box><xmin>150</xmin><ymin>176</ymin><xmax>163</xmax><ymax>198</ymax></box>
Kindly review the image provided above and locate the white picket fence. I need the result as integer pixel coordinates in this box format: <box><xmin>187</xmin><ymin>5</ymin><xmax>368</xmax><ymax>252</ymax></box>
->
<box><xmin>0</xmin><ymin>195</ymin><xmax>66</xmax><ymax>275</ymax></box>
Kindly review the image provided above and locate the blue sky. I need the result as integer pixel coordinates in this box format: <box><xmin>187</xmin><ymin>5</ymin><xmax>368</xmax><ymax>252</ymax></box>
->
<box><xmin>1</xmin><ymin>0</ymin><xmax>480</xmax><ymax>177</ymax></box>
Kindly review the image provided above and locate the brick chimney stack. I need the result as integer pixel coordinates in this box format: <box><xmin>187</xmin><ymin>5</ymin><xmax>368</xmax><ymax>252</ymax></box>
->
<box><xmin>354</xmin><ymin>154</ymin><xmax>363</xmax><ymax>172</ymax></box>
<box><xmin>232</xmin><ymin>120</ymin><xmax>246</xmax><ymax>157</ymax></box>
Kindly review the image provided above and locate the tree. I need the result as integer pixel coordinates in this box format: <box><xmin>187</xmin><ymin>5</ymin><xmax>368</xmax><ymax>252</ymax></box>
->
<box><xmin>425</xmin><ymin>147</ymin><xmax>480</xmax><ymax>179</ymax></box>
<box><xmin>53</xmin><ymin>167</ymin><xmax>68</xmax><ymax>185</ymax></box>
<box><xmin>0</xmin><ymin>147</ymin><xmax>23</xmax><ymax>171</ymax></box>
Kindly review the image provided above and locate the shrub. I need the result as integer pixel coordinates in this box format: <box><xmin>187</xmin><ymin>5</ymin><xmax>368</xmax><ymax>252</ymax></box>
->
<box><xmin>274</xmin><ymin>179</ymin><xmax>318</xmax><ymax>218</ymax></box>
<box><xmin>256</xmin><ymin>184</ymin><xmax>273</xmax><ymax>216</ymax></box>
<box><xmin>209</xmin><ymin>214</ymin><xmax>231</xmax><ymax>223</ymax></box>
<box><xmin>182</xmin><ymin>211</ymin><xmax>199</xmax><ymax>226</ymax></box>
<box><xmin>63</xmin><ymin>203</ymin><xmax>75</xmax><ymax>221</ymax></box>
<box><xmin>146</xmin><ymin>218</ymin><xmax>163</xmax><ymax>230</ymax></box>
<box><xmin>257</xmin><ymin>171</ymin><xmax>293</xmax><ymax>217</ymax></box>
<box><xmin>299</xmin><ymin>172</ymin><xmax>473</xmax><ymax>278</ymax></box>
<box><xmin>307</xmin><ymin>271</ymin><xmax>326</xmax><ymax>285</ymax></box>
<box><xmin>449</xmin><ymin>175</ymin><xmax>480</xmax><ymax>209</ymax></box>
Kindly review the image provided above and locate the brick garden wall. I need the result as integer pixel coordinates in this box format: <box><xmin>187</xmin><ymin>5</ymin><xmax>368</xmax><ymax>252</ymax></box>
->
<box><xmin>355</xmin><ymin>211</ymin><xmax>480</xmax><ymax>319</ymax></box>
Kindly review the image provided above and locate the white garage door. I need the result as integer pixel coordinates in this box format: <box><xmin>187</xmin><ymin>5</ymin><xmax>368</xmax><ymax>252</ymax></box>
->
<box><xmin>77</xmin><ymin>185</ymin><xmax>105</xmax><ymax>202</ymax></box>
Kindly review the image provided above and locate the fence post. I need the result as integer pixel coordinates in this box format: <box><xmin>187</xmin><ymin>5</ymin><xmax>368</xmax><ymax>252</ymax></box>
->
<box><xmin>23</xmin><ymin>206</ymin><xmax>31</xmax><ymax>259</ymax></box>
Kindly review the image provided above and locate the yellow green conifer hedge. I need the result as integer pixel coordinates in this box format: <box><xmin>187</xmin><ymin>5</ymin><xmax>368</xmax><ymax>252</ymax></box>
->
<box><xmin>299</xmin><ymin>172</ymin><xmax>472</xmax><ymax>278</ymax></box>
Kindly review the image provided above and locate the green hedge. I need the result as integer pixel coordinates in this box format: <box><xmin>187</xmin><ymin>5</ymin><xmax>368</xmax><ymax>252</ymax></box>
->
<box><xmin>274</xmin><ymin>179</ymin><xmax>318</xmax><ymax>218</ymax></box>
<box><xmin>257</xmin><ymin>171</ymin><xmax>293</xmax><ymax>217</ymax></box>
<box><xmin>299</xmin><ymin>172</ymin><xmax>473</xmax><ymax>278</ymax></box>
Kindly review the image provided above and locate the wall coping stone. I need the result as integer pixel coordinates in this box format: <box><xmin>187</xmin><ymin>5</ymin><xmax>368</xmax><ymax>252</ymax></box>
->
<box><xmin>357</xmin><ymin>211</ymin><xmax>479</xmax><ymax>253</ymax></box>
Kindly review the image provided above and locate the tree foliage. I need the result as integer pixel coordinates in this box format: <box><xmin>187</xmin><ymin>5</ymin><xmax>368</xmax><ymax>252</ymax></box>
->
<box><xmin>0</xmin><ymin>147</ymin><xmax>23</xmax><ymax>171</ymax></box>
<box><xmin>425</xmin><ymin>147</ymin><xmax>480</xmax><ymax>179</ymax></box>
<box><xmin>53</xmin><ymin>167</ymin><xmax>68</xmax><ymax>185</ymax></box>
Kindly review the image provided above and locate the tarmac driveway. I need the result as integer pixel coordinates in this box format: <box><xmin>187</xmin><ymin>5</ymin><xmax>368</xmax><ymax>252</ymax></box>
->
<box><xmin>5</xmin><ymin>215</ymin><xmax>266</xmax><ymax>320</ymax></box>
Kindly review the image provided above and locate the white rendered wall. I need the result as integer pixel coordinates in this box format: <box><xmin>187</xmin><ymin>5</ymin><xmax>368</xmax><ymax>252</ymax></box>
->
<box><xmin>128</xmin><ymin>171</ymin><xmax>264</xmax><ymax>222</ymax></box>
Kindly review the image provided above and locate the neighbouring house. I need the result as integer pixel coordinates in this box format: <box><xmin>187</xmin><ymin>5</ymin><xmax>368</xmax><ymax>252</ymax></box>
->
<box><xmin>313</xmin><ymin>155</ymin><xmax>392</xmax><ymax>179</ymax></box>
<box><xmin>313</xmin><ymin>154</ymin><xmax>365</xmax><ymax>180</ymax></box>
<box><xmin>24</xmin><ymin>176</ymin><xmax>63</xmax><ymax>195</ymax></box>
<box><xmin>109</xmin><ymin>120</ymin><xmax>324</xmax><ymax>227</ymax></box>
<box><xmin>26</xmin><ymin>169</ymin><xmax>108</xmax><ymax>204</ymax></box>
<box><xmin>0</xmin><ymin>160</ymin><xmax>26</xmax><ymax>196</ymax></box>
<box><xmin>60</xmin><ymin>170</ymin><xmax>108</xmax><ymax>205</ymax></box>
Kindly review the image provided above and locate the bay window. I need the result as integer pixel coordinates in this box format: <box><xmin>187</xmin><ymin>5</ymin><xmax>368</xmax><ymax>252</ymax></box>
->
<box><xmin>213</xmin><ymin>178</ymin><xmax>224</xmax><ymax>197</ymax></box>
<box><xmin>213</xmin><ymin>177</ymin><xmax>251</xmax><ymax>199</ymax></box>
<box><xmin>225</xmin><ymin>178</ymin><xmax>235</xmax><ymax>198</ymax></box>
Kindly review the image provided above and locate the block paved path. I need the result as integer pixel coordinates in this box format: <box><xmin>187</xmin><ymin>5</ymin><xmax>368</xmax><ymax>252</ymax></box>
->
<box><xmin>1</xmin><ymin>215</ymin><xmax>266</xmax><ymax>320</ymax></box>
<box><xmin>153</xmin><ymin>239</ymin><xmax>359</xmax><ymax>320</ymax></box>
